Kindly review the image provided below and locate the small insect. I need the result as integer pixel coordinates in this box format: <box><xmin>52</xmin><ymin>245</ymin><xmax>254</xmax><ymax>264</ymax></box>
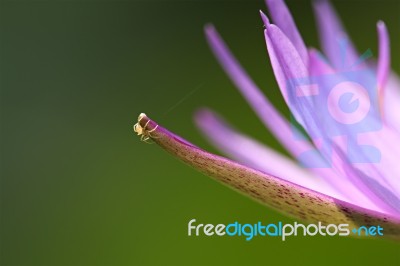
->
<box><xmin>133</xmin><ymin>113</ymin><xmax>158</xmax><ymax>143</ymax></box>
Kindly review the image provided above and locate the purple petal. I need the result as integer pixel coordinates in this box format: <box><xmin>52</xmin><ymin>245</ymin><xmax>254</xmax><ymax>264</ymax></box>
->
<box><xmin>259</xmin><ymin>10</ymin><xmax>270</xmax><ymax>26</ymax></box>
<box><xmin>204</xmin><ymin>25</ymin><xmax>309</xmax><ymax>157</ymax></box>
<box><xmin>384</xmin><ymin>73</ymin><xmax>400</xmax><ymax>131</ymax></box>
<box><xmin>264</xmin><ymin>0</ymin><xmax>308</xmax><ymax>66</ymax></box>
<box><xmin>313</xmin><ymin>0</ymin><xmax>359</xmax><ymax>70</ymax></box>
<box><xmin>377</xmin><ymin>21</ymin><xmax>390</xmax><ymax>93</ymax></box>
<box><xmin>331</xmin><ymin>143</ymin><xmax>400</xmax><ymax>216</ymax></box>
<box><xmin>264</xmin><ymin>23</ymin><xmax>319</xmax><ymax>132</ymax></box>
<box><xmin>262</xmin><ymin>25</ymin><xmax>291</xmax><ymax>104</ymax></box>
<box><xmin>351</xmin><ymin>128</ymin><xmax>400</xmax><ymax>196</ymax></box>
<box><xmin>308</xmin><ymin>48</ymin><xmax>335</xmax><ymax>76</ymax></box>
<box><xmin>265</xmin><ymin>24</ymin><xmax>308</xmax><ymax>81</ymax></box>
<box><xmin>135</xmin><ymin>113</ymin><xmax>400</xmax><ymax>239</ymax></box>
<box><xmin>263</xmin><ymin>23</ymin><xmax>311</xmax><ymax>129</ymax></box>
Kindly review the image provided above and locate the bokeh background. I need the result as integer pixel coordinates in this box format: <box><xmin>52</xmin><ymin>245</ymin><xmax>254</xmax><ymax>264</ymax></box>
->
<box><xmin>1</xmin><ymin>0</ymin><xmax>400</xmax><ymax>265</ymax></box>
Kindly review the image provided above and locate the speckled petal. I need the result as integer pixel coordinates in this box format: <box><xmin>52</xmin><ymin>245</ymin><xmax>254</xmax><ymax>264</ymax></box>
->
<box><xmin>135</xmin><ymin>113</ymin><xmax>400</xmax><ymax>240</ymax></box>
<box><xmin>194</xmin><ymin>108</ymin><xmax>342</xmax><ymax>199</ymax></box>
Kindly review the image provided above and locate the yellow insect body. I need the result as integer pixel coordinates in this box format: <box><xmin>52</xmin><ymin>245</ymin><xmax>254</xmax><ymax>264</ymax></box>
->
<box><xmin>133</xmin><ymin>113</ymin><xmax>158</xmax><ymax>143</ymax></box>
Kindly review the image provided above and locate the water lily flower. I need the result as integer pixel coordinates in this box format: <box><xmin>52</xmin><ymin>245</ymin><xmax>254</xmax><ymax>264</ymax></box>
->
<box><xmin>134</xmin><ymin>0</ymin><xmax>400</xmax><ymax>239</ymax></box>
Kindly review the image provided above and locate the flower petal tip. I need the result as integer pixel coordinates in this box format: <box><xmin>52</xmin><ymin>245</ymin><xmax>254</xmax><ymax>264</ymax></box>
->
<box><xmin>377</xmin><ymin>20</ymin><xmax>386</xmax><ymax>30</ymax></box>
<box><xmin>259</xmin><ymin>10</ymin><xmax>270</xmax><ymax>26</ymax></box>
<box><xmin>376</xmin><ymin>19</ymin><xmax>390</xmax><ymax>91</ymax></box>
<box><xmin>313</xmin><ymin>0</ymin><xmax>329</xmax><ymax>9</ymax></box>
<box><xmin>194</xmin><ymin>108</ymin><xmax>221</xmax><ymax>131</ymax></box>
<box><xmin>194</xmin><ymin>108</ymin><xmax>210</xmax><ymax>121</ymax></box>
<box><xmin>204</xmin><ymin>24</ymin><xmax>216</xmax><ymax>36</ymax></box>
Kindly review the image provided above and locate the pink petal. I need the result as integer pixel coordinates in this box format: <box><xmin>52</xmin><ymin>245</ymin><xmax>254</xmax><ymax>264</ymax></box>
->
<box><xmin>265</xmin><ymin>24</ymin><xmax>308</xmax><ymax>83</ymax></box>
<box><xmin>264</xmin><ymin>23</ymin><xmax>322</xmax><ymax>137</ymax></box>
<box><xmin>264</xmin><ymin>0</ymin><xmax>308</xmax><ymax>65</ymax></box>
<box><xmin>384</xmin><ymin>73</ymin><xmax>400</xmax><ymax>131</ymax></box>
<box><xmin>331</xmin><ymin>143</ymin><xmax>400</xmax><ymax>216</ymax></box>
<box><xmin>377</xmin><ymin>21</ymin><xmax>390</xmax><ymax>93</ymax></box>
<box><xmin>263</xmin><ymin>23</ymin><xmax>311</xmax><ymax>128</ymax></box>
<box><xmin>308</xmin><ymin>48</ymin><xmax>335</xmax><ymax>76</ymax></box>
<box><xmin>313</xmin><ymin>0</ymin><xmax>359</xmax><ymax>70</ymax></box>
<box><xmin>259</xmin><ymin>10</ymin><xmax>270</xmax><ymax>26</ymax></box>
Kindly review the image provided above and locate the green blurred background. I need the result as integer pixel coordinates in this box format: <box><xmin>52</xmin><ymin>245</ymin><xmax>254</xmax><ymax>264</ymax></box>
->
<box><xmin>1</xmin><ymin>0</ymin><xmax>399</xmax><ymax>265</ymax></box>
